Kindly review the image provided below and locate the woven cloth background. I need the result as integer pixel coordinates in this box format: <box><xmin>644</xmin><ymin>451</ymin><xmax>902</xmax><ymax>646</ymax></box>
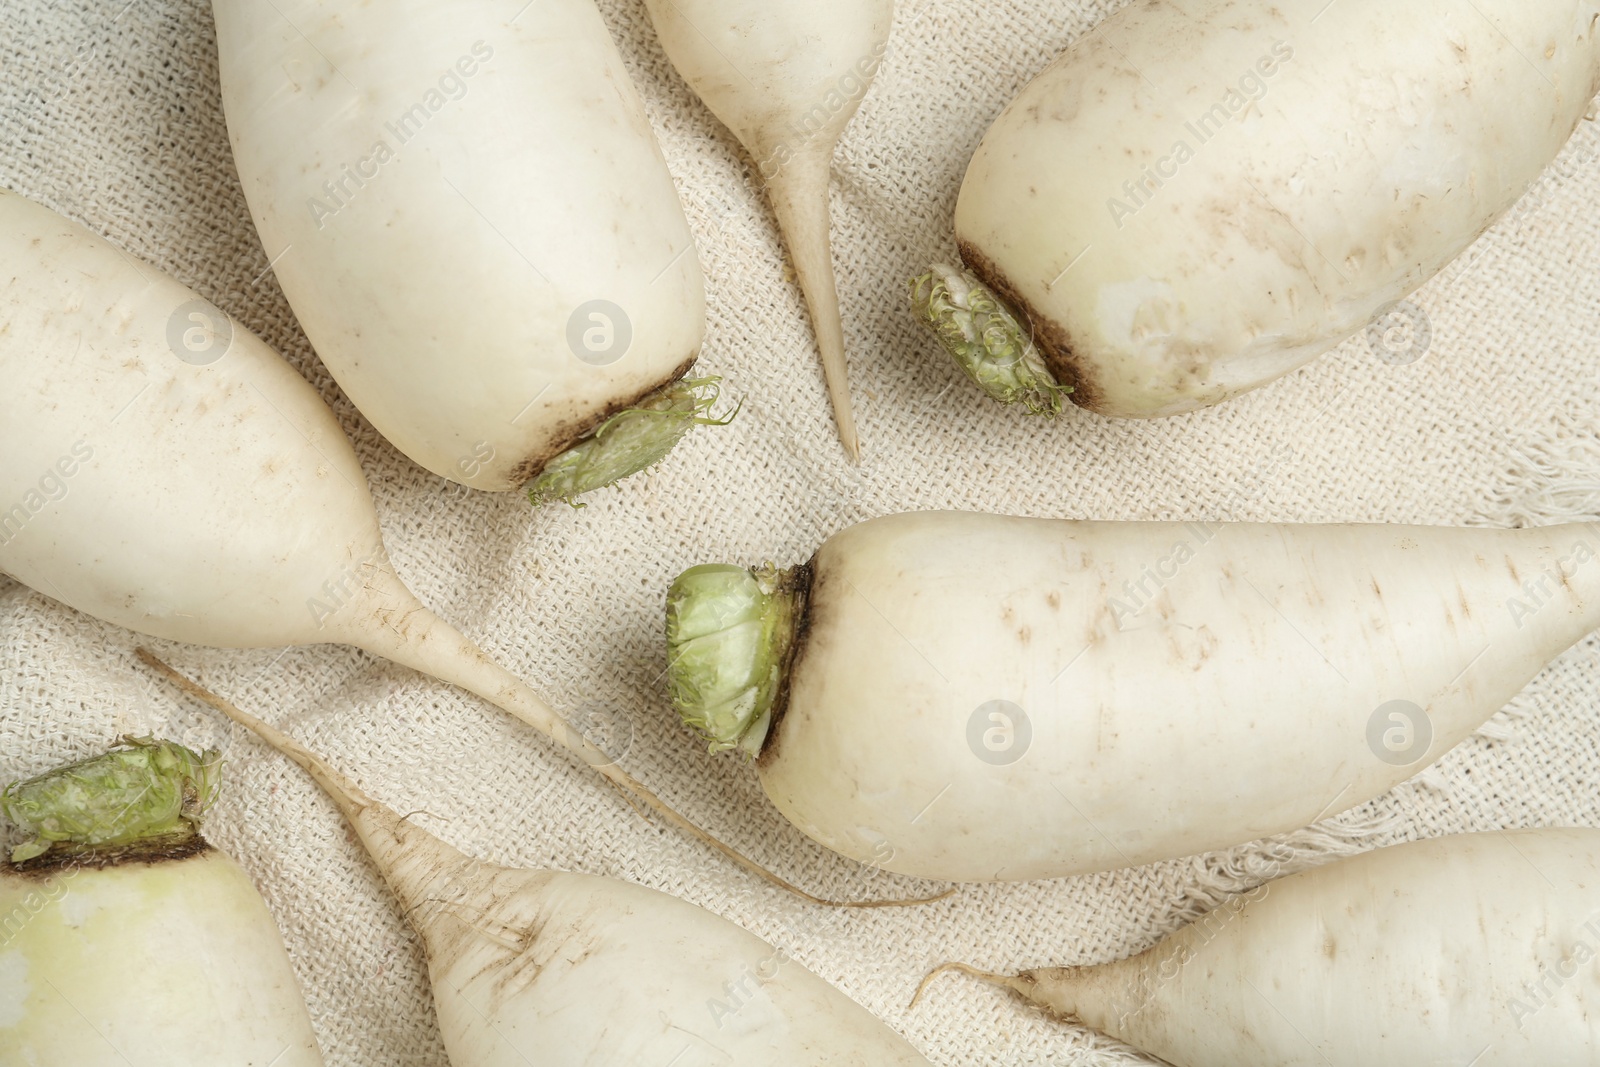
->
<box><xmin>3</xmin><ymin>0</ymin><xmax>1600</xmax><ymax>1063</ymax></box>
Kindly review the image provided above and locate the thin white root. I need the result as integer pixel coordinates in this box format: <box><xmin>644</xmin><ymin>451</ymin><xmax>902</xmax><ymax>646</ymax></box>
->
<box><xmin>766</xmin><ymin>155</ymin><xmax>860</xmax><ymax>462</ymax></box>
<box><xmin>909</xmin><ymin>961</ymin><xmax>1016</xmax><ymax>1009</ymax></box>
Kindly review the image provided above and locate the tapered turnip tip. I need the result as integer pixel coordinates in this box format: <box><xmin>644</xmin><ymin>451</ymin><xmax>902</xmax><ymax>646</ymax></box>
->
<box><xmin>910</xmin><ymin>264</ymin><xmax>1070</xmax><ymax>415</ymax></box>
<box><xmin>910</xmin><ymin>962</ymin><xmax>1040</xmax><ymax>1011</ymax></box>
<box><xmin>527</xmin><ymin>376</ymin><xmax>739</xmax><ymax>508</ymax></box>
<box><xmin>665</xmin><ymin>562</ymin><xmax>807</xmax><ymax>757</ymax></box>
<box><xmin>1</xmin><ymin>737</ymin><xmax>220</xmax><ymax>863</ymax></box>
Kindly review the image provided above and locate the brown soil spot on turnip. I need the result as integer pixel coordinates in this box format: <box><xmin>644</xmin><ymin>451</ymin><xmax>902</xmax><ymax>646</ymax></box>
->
<box><xmin>5</xmin><ymin>835</ymin><xmax>212</xmax><ymax>878</ymax></box>
<box><xmin>507</xmin><ymin>351</ymin><xmax>700</xmax><ymax>487</ymax></box>
<box><xmin>958</xmin><ymin>239</ymin><xmax>1101</xmax><ymax>411</ymax></box>
<box><xmin>758</xmin><ymin>560</ymin><xmax>816</xmax><ymax>770</ymax></box>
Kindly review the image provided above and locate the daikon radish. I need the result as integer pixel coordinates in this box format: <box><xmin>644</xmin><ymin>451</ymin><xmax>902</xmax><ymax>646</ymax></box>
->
<box><xmin>0</xmin><ymin>738</ymin><xmax>325</xmax><ymax>1065</ymax></box>
<box><xmin>642</xmin><ymin>0</ymin><xmax>894</xmax><ymax>459</ymax></box>
<box><xmin>212</xmin><ymin>0</ymin><xmax>717</xmax><ymax>501</ymax></box>
<box><xmin>667</xmin><ymin>510</ymin><xmax>1600</xmax><ymax>881</ymax></box>
<box><xmin>913</xmin><ymin>0</ymin><xmax>1600</xmax><ymax>416</ymax></box>
<box><xmin>916</xmin><ymin>829</ymin><xmax>1600</xmax><ymax>1066</ymax></box>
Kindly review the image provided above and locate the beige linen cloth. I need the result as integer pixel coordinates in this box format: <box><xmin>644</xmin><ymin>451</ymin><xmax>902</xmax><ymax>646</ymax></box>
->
<box><xmin>3</xmin><ymin>0</ymin><xmax>1600</xmax><ymax>1063</ymax></box>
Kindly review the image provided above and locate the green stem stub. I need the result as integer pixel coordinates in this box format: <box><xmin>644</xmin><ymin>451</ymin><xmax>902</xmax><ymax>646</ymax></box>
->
<box><xmin>910</xmin><ymin>264</ymin><xmax>1071</xmax><ymax>415</ymax></box>
<box><xmin>1</xmin><ymin>737</ymin><xmax>221</xmax><ymax>864</ymax></box>
<box><xmin>665</xmin><ymin>564</ymin><xmax>804</xmax><ymax>757</ymax></box>
<box><xmin>527</xmin><ymin>376</ymin><xmax>738</xmax><ymax>508</ymax></box>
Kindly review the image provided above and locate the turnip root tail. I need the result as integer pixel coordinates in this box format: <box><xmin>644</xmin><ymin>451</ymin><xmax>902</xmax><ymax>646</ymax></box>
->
<box><xmin>664</xmin><ymin>562</ymin><xmax>807</xmax><ymax>756</ymax></box>
<box><xmin>0</xmin><ymin>735</ymin><xmax>220</xmax><ymax>863</ymax></box>
<box><xmin>910</xmin><ymin>962</ymin><xmax>1047</xmax><ymax>1011</ymax></box>
<box><xmin>526</xmin><ymin>377</ymin><xmax>739</xmax><ymax>508</ymax></box>
<box><xmin>765</xmin><ymin>153</ymin><xmax>860</xmax><ymax>461</ymax></box>
<box><xmin>136</xmin><ymin>650</ymin><xmax>470</xmax><ymax>915</ymax></box>
<box><xmin>910</xmin><ymin>264</ymin><xmax>1069</xmax><ymax>415</ymax></box>
<box><xmin>913</xmin><ymin>961</ymin><xmax>1090</xmax><ymax>1025</ymax></box>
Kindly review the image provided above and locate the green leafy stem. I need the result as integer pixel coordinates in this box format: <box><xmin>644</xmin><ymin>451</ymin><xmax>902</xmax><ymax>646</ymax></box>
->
<box><xmin>528</xmin><ymin>376</ymin><xmax>740</xmax><ymax>508</ymax></box>
<box><xmin>2</xmin><ymin>737</ymin><xmax>220</xmax><ymax>863</ymax></box>
<box><xmin>910</xmin><ymin>264</ymin><xmax>1071</xmax><ymax>415</ymax></box>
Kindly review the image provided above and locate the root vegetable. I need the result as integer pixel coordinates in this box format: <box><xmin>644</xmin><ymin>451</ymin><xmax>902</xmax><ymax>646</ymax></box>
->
<box><xmin>211</xmin><ymin>0</ymin><xmax>716</xmax><ymax>500</ymax></box>
<box><xmin>666</xmin><ymin>510</ymin><xmax>1600</xmax><ymax>881</ymax></box>
<box><xmin>0</xmin><ymin>738</ymin><xmax>325</xmax><ymax>1066</ymax></box>
<box><xmin>917</xmin><ymin>829</ymin><xmax>1600</xmax><ymax>1066</ymax></box>
<box><xmin>641</xmin><ymin>0</ymin><xmax>894</xmax><ymax>460</ymax></box>
<box><xmin>913</xmin><ymin>0</ymin><xmax>1600</xmax><ymax>417</ymax></box>
<box><xmin>141</xmin><ymin>652</ymin><xmax>935</xmax><ymax>1067</ymax></box>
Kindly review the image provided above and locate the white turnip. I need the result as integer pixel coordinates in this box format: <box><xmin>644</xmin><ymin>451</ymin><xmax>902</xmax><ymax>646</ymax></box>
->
<box><xmin>641</xmin><ymin>0</ymin><xmax>894</xmax><ymax>460</ymax></box>
<box><xmin>912</xmin><ymin>0</ymin><xmax>1600</xmax><ymax>417</ymax></box>
<box><xmin>211</xmin><ymin>0</ymin><xmax>717</xmax><ymax>501</ymax></box>
<box><xmin>917</xmin><ymin>828</ymin><xmax>1600</xmax><ymax>1066</ymax></box>
<box><xmin>0</xmin><ymin>738</ymin><xmax>325</xmax><ymax>1066</ymax></box>
<box><xmin>140</xmin><ymin>652</ymin><xmax>935</xmax><ymax>1066</ymax></box>
<box><xmin>667</xmin><ymin>510</ymin><xmax>1600</xmax><ymax>881</ymax></box>
<box><xmin>0</xmin><ymin>190</ymin><xmax>863</xmax><ymax>902</ymax></box>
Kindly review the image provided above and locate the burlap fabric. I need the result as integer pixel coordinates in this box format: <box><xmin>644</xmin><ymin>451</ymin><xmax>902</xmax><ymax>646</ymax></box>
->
<box><xmin>3</xmin><ymin>0</ymin><xmax>1599</xmax><ymax>1063</ymax></box>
